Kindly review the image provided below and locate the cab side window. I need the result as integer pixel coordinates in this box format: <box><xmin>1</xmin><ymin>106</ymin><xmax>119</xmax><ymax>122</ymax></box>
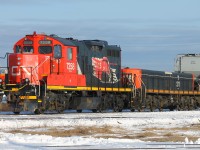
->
<box><xmin>54</xmin><ymin>45</ymin><xmax>62</xmax><ymax>59</ymax></box>
<box><xmin>23</xmin><ymin>46</ymin><xmax>33</xmax><ymax>53</ymax></box>
<box><xmin>67</xmin><ymin>48</ymin><xmax>73</xmax><ymax>60</ymax></box>
<box><xmin>15</xmin><ymin>45</ymin><xmax>22</xmax><ymax>53</ymax></box>
<box><xmin>39</xmin><ymin>46</ymin><xmax>52</xmax><ymax>54</ymax></box>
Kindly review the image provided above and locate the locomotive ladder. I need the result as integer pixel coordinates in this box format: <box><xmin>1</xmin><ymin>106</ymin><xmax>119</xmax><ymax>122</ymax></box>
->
<box><xmin>130</xmin><ymin>75</ymin><xmax>147</xmax><ymax>109</ymax></box>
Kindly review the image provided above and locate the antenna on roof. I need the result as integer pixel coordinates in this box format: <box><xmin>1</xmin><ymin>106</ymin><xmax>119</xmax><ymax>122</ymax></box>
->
<box><xmin>33</xmin><ymin>31</ymin><xmax>36</xmax><ymax>35</ymax></box>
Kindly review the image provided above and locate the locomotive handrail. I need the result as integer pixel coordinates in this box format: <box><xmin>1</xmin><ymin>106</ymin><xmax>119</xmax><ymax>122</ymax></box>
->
<box><xmin>0</xmin><ymin>53</ymin><xmax>11</xmax><ymax>82</ymax></box>
<box><xmin>0</xmin><ymin>52</ymin><xmax>10</xmax><ymax>59</ymax></box>
<box><xmin>19</xmin><ymin>66</ymin><xmax>40</xmax><ymax>97</ymax></box>
<box><xmin>0</xmin><ymin>84</ymin><xmax>27</xmax><ymax>92</ymax></box>
<box><xmin>40</xmin><ymin>79</ymin><xmax>46</xmax><ymax>97</ymax></box>
<box><xmin>32</xmin><ymin>56</ymin><xmax>50</xmax><ymax>72</ymax></box>
<box><xmin>137</xmin><ymin>75</ymin><xmax>147</xmax><ymax>99</ymax></box>
<box><xmin>132</xmin><ymin>84</ymin><xmax>137</xmax><ymax>98</ymax></box>
<box><xmin>18</xmin><ymin>84</ymin><xmax>28</xmax><ymax>90</ymax></box>
<box><xmin>29</xmin><ymin>56</ymin><xmax>51</xmax><ymax>97</ymax></box>
<box><xmin>143</xmin><ymin>73</ymin><xmax>193</xmax><ymax>80</ymax></box>
<box><xmin>19</xmin><ymin>66</ymin><xmax>33</xmax><ymax>83</ymax></box>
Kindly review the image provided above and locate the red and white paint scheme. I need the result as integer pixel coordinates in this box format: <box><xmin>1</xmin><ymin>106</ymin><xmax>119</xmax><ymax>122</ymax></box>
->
<box><xmin>10</xmin><ymin>32</ymin><xmax>86</xmax><ymax>87</ymax></box>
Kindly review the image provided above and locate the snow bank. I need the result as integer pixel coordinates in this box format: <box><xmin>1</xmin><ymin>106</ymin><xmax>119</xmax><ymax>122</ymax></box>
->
<box><xmin>0</xmin><ymin>111</ymin><xmax>200</xmax><ymax>149</ymax></box>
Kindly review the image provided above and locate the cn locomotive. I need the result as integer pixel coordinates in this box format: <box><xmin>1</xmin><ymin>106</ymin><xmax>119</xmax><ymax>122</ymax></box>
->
<box><xmin>0</xmin><ymin>32</ymin><xmax>200</xmax><ymax>114</ymax></box>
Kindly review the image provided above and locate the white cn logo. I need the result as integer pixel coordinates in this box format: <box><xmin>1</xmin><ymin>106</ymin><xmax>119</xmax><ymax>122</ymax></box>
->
<box><xmin>66</xmin><ymin>62</ymin><xmax>75</xmax><ymax>72</ymax></box>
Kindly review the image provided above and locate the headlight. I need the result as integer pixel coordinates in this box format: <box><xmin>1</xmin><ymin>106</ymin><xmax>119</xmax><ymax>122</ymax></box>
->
<box><xmin>0</xmin><ymin>78</ymin><xmax>2</xmax><ymax>83</ymax></box>
<box><xmin>25</xmin><ymin>78</ymin><xmax>29</xmax><ymax>83</ymax></box>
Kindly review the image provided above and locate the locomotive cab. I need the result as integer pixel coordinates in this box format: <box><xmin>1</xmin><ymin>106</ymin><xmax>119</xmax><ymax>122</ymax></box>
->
<box><xmin>10</xmin><ymin>32</ymin><xmax>86</xmax><ymax>87</ymax></box>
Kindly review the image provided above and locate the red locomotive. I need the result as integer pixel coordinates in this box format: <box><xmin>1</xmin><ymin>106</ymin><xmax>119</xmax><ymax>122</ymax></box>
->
<box><xmin>0</xmin><ymin>32</ymin><xmax>131</xmax><ymax>113</ymax></box>
<box><xmin>0</xmin><ymin>32</ymin><xmax>200</xmax><ymax>114</ymax></box>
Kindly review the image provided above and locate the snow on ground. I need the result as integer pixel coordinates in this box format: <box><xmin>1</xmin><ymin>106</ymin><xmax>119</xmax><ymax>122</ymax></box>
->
<box><xmin>0</xmin><ymin>110</ymin><xmax>200</xmax><ymax>149</ymax></box>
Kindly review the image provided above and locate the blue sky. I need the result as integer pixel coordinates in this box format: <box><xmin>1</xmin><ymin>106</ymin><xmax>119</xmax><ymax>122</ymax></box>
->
<box><xmin>0</xmin><ymin>0</ymin><xmax>200</xmax><ymax>71</ymax></box>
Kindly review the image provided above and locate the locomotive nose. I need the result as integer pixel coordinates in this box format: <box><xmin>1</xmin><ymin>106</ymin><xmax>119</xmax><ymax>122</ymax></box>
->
<box><xmin>8</xmin><ymin>54</ymin><xmax>22</xmax><ymax>83</ymax></box>
<box><xmin>8</xmin><ymin>53</ymin><xmax>36</xmax><ymax>84</ymax></box>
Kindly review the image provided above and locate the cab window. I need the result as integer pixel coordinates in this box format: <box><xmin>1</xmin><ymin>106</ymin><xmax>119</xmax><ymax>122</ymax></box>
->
<box><xmin>67</xmin><ymin>48</ymin><xmax>73</xmax><ymax>60</ymax></box>
<box><xmin>39</xmin><ymin>46</ymin><xmax>52</xmax><ymax>54</ymax></box>
<box><xmin>54</xmin><ymin>45</ymin><xmax>62</xmax><ymax>59</ymax></box>
<box><xmin>23</xmin><ymin>46</ymin><xmax>33</xmax><ymax>53</ymax></box>
<box><xmin>91</xmin><ymin>45</ymin><xmax>102</xmax><ymax>52</ymax></box>
<box><xmin>15</xmin><ymin>45</ymin><xmax>22</xmax><ymax>53</ymax></box>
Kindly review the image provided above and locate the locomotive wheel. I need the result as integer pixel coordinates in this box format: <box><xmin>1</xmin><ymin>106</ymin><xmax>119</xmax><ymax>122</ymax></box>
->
<box><xmin>13</xmin><ymin>106</ymin><xmax>21</xmax><ymax>115</ymax></box>
<box><xmin>97</xmin><ymin>95</ymin><xmax>108</xmax><ymax>112</ymax></box>
<box><xmin>13</xmin><ymin>111</ymin><xmax>20</xmax><ymax>115</ymax></box>
<box><xmin>56</xmin><ymin>100</ymin><xmax>65</xmax><ymax>113</ymax></box>
<box><xmin>158</xmin><ymin>106</ymin><xmax>163</xmax><ymax>112</ymax></box>
<box><xmin>56</xmin><ymin>101</ymin><xmax>65</xmax><ymax>113</ymax></box>
<box><xmin>136</xmin><ymin>106</ymin><xmax>141</xmax><ymax>112</ymax></box>
<box><xmin>187</xmin><ymin>105</ymin><xmax>192</xmax><ymax>110</ymax></box>
<box><xmin>158</xmin><ymin>99</ymin><xmax>163</xmax><ymax>112</ymax></box>
<box><xmin>77</xmin><ymin>109</ymin><xmax>82</xmax><ymax>113</ymax></box>
<box><xmin>188</xmin><ymin>98</ymin><xmax>195</xmax><ymax>110</ymax></box>
<box><xmin>139</xmin><ymin>107</ymin><xmax>144</xmax><ymax>112</ymax></box>
<box><xmin>34</xmin><ymin>108</ymin><xmax>41</xmax><ymax>114</ymax></box>
<box><xmin>113</xmin><ymin>106</ymin><xmax>120</xmax><ymax>112</ymax></box>
<box><xmin>178</xmin><ymin>104</ymin><xmax>184</xmax><ymax>111</ymax></box>
<box><xmin>184</xmin><ymin>105</ymin><xmax>189</xmax><ymax>111</ymax></box>
<box><xmin>177</xmin><ymin>105</ymin><xmax>181</xmax><ymax>111</ymax></box>
<box><xmin>113</xmin><ymin>96</ymin><xmax>124</xmax><ymax>112</ymax></box>
<box><xmin>131</xmin><ymin>108</ymin><xmax>135</xmax><ymax>112</ymax></box>
<box><xmin>150</xmin><ymin>106</ymin><xmax>154</xmax><ymax>112</ymax></box>
<box><xmin>136</xmin><ymin>104</ymin><xmax>144</xmax><ymax>112</ymax></box>
<box><xmin>146</xmin><ymin>95</ymin><xmax>154</xmax><ymax>111</ymax></box>
<box><xmin>113</xmin><ymin>107</ymin><xmax>123</xmax><ymax>112</ymax></box>
<box><xmin>169</xmin><ymin>106</ymin><xmax>174</xmax><ymax>111</ymax></box>
<box><xmin>150</xmin><ymin>101</ymin><xmax>155</xmax><ymax>112</ymax></box>
<box><xmin>92</xmin><ymin>109</ymin><xmax>97</xmax><ymax>113</ymax></box>
<box><xmin>57</xmin><ymin>109</ymin><xmax>64</xmax><ymax>114</ymax></box>
<box><xmin>97</xmin><ymin>103</ymin><xmax>103</xmax><ymax>112</ymax></box>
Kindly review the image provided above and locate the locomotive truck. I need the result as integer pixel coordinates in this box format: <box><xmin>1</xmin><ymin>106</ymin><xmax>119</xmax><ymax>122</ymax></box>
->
<box><xmin>0</xmin><ymin>32</ymin><xmax>200</xmax><ymax>114</ymax></box>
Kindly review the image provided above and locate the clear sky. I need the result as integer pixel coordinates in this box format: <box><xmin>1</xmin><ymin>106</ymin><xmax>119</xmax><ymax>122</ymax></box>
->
<box><xmin>0</xmin><ymin>0</ymin><xmax>200</xmax><ymax>71</ymax></box>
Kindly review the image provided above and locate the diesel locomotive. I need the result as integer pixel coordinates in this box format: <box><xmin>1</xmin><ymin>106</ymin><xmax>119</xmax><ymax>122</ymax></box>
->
<box><xmin>0</xmin><ymin>32</ymin><xmax>200</xmax><ymax>114</ymax></box>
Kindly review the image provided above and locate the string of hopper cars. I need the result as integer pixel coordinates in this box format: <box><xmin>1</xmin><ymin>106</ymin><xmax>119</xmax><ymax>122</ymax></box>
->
<box><xmin>0</xmin><ymin>31</ymin><xmax>200</xmax><ymax>114</ymax></box>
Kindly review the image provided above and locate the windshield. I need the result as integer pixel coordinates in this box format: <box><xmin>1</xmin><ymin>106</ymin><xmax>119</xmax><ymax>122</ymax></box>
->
<box><xmin>23</xmin><ymin>46</ymin><xmax>33</xmax><ymax>53</ymax></box>
<box><xmin>39</xmin><ymin>46</ymin><xmax>52</xmax><ymax>54</ymax></box>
